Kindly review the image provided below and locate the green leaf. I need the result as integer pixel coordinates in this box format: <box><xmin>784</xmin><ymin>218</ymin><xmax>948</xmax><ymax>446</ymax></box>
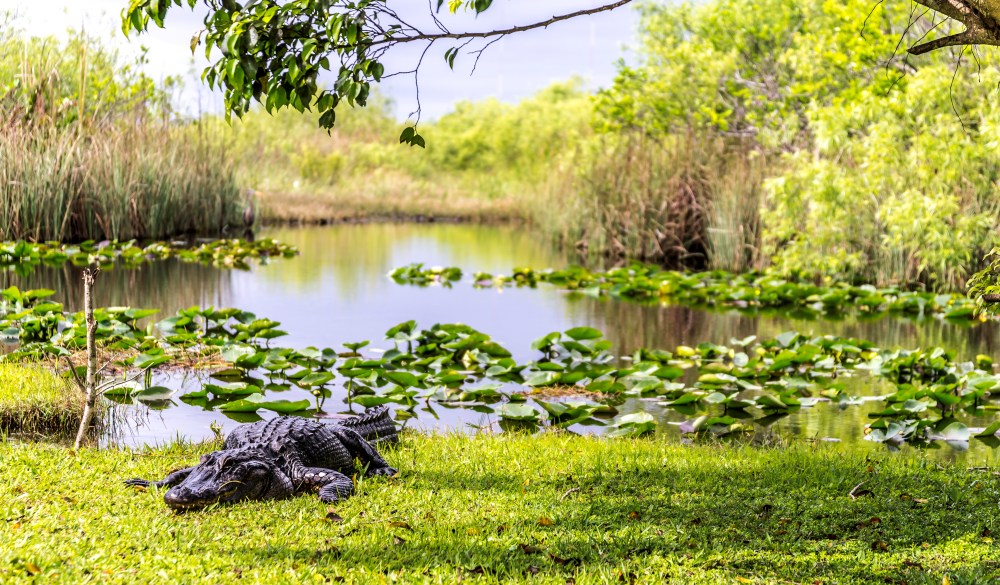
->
<box><xmin>938</xmin><ymin>421</ymin><xmax>970</xmax><ymax>442</ymax></box>
<box><xmin>498</xmin><ymin>402</ymin><xmax>541</xmax><ymax>421</ymax></box>
<box><xmin>975</xmin><ymin>421</ymin><xmax>1000</xmax><ymax>438</ymax></box>
<box><xmin>257</xmin><ymin>399</ymin><xmax>311</xmax><ymax>414</ymax></box>
<box><xmin>524</xmin><ymin>371</ymin><xmax>561</xmax><ymax>387</ymax></box>
<box><xmin>383</xmin><ymin>371</ymin><xmax>420</xmax><ymax>388</ymax></box>
<box><xmin>299</xmin><ymin>372</ymin><xmax>335</xmax><ymax>387</ymax></box>
<box><xmin>219</xmin><ymin>393</ymin><xmax>267</xmax><ymax>412</ymax></box>
<box><xmin>134</xmin><ymin>386</ymin><xmax>175</xmax><ymax>401</ymax></box>
<box><xmin>565</xmin><ymin>327</ymin><xmax>602</xmax><ymax>340</ymax></box>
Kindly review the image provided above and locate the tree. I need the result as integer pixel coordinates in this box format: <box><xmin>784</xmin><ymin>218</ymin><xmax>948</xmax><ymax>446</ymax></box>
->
<box><xmin>122</xmin><ymin>0</ymin><xmax>633</xmax><ymax>146</ymax></box>
<box><xmin>907</xmin><ymin>1</ymin><xmax>1000</xmax><ymax>54</ymax></box>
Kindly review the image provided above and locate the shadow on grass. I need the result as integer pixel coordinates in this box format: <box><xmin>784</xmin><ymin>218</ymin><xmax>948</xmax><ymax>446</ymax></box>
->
<box><xmin>217</xmin><ymin>442</ymin><xmax>1000</xmax><ymax>583</ymax></box>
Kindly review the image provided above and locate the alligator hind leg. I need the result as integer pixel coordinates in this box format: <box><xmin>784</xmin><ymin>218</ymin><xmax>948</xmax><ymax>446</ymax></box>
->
<box><xmin>298</xmin><ymin>467</ymin><xmax>355</xmax><ymax>503</ymax></box>
<box><xmin>124</xmin><ymin>466</ymin><xmax>196</xmax><ymax>489</ymax></box>
<box><xmin>339</xmin><ymin>430</ymin><xmax>398</xmax><ymax>478</ymax></box>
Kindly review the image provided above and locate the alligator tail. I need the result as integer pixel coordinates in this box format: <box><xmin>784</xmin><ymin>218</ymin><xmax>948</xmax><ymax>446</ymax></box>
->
<box><xmin>340</xmin><ymin>405</ymin><xmax>398</xmax><ymax>444</ymax></box>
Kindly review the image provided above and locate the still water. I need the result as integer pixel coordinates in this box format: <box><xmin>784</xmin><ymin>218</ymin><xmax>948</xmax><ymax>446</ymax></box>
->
<box><xmin>7</xmin><ymin>224</ymin><xmax>1000</xmax><ymax>462</ymax></box>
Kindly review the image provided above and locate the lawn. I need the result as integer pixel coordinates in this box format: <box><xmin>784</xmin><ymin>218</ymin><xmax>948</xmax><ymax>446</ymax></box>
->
<box><xmin>2</xmin><ymin>433</ymin><xmax>999</xmax><ymax>584</ymax></box>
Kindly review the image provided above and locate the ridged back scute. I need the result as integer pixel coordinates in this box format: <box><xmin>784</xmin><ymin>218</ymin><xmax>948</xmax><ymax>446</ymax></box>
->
<box><xmin>339</xmin><ymin>406</ymin><xmax>399</xmax><ymax>444</ymax></box>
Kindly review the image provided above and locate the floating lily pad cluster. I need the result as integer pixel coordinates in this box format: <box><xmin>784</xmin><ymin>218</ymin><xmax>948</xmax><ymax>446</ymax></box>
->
<box><xmin>0</xmin><ymin>238</ymin><xmax>298</xmax><ymax>273</ymax></box>
<box><xmin>388</xmin><ymin>264</ymin><xmax>462</xmax><ymax>287</ymax></box>
<box><xmin>0</xmin><ymin>286</ymin><xmax>154</xmax><ymax>353</ymax></box>
<box><xmin>5</xmin><ymin>286</ymin><xmax>1000</xmax><ymax>446</ymax></box>
<box><xmin>390</xmin><ymin>263</ymin><xmax>981</xmax><ymax>321</ymax></box>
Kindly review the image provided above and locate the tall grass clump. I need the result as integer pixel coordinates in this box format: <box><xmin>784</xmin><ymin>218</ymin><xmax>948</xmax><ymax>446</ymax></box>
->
<box><xmin>0</xmin><ymin>22</ymin><xmax>242</xmax><ymax>242</ymax></box>
<box><xmin>0</xmin><ymin>363</ymin><xmax>83</xmax><ymax>438</ymax></box>
<box><xmin>0</xmin><ymin>124</ymin><xmax>242</xmax><ymax>241</ymax></box>
<box><xmin>539</xmin><ymin>132</ymin><xmax>764</xmax><ymax>271</ymax></box>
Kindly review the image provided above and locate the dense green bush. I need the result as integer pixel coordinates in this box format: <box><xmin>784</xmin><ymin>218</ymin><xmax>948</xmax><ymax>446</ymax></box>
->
<box><xmin>765</xmin><ymin>64</ymin><xmax>1000</xmax><ymax>289</ymax></box>
<box><xmin>591</xmin><ymin>0</ymin><xmax>999</xmax><ymax>287</ymax></box>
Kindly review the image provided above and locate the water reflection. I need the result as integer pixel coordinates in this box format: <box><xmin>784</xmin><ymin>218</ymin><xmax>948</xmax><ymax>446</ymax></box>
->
<box><xmin>563</xmin><ymin>295</ymin><xmax>1000</xmax><ymax>362</ymax></box>
<box><xmin>5</xmin><ymin>224</ymin><xmax>1000</xmax><ymax>463</ymax></box>
<box><xmin>1</xmin><ymin>260</ymin><xmax>233</xmax><ymax>317</ymax></box>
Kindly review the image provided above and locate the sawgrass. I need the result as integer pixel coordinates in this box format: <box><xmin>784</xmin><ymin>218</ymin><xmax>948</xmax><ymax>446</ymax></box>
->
<box><xmin>0</xmin><ymin>363</ymin><xmax>81</xmax><ymax>438</ymax></box>
<box><xmin>2</xmin><ymin>433</ymin><xmax>998</xmax><ymax>583</ymax></box>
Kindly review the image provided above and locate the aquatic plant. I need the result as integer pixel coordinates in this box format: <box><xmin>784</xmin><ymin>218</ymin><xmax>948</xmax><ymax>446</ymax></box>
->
<box><xmin>392</xmin><ymin>263</ymin><xmax>983</xmax><ymax>321</ymax></box>
<box><xmin>0</xmin><ymin>238</ymin><xmax>298</xmax><ymax>274</ymax></box>
<box><xmin>6</xmin><ymin>287</ymin><xmax>1000</xmax><ymax>447</ymax></box>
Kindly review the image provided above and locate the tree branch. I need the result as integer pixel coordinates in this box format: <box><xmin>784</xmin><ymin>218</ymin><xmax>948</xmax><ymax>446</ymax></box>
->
<box><xmin>336</xmin><ymin>0</ymin><xmax>636</xmax><ymax>50</ymax></box>
<box><xmin>908</xmin><ymin>0</ymin><xmax>1000</xmax><ymax>53</ymax></box>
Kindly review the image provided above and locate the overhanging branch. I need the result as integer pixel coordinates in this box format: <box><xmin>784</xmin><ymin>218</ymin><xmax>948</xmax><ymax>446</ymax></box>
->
<box><xmin>908</xmin><ymin>0</ymin><xmax>1000</xmax><ymax>54</ymax></box>
<box><xmin>338</xmin><ymin>0</ymin><xmax>636</xmax><ymax>50</ymax></box>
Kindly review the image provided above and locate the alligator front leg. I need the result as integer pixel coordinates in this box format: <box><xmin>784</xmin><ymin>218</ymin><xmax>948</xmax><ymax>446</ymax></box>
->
<box><xmin>124</xmin><ymin>466</ymin><xmax>195</xmax><ymax>489</ymax></box>
<box><xmin>297</xmin><ymin>467</ymin><xmax>355</xmax><ymax>503</ymax></box>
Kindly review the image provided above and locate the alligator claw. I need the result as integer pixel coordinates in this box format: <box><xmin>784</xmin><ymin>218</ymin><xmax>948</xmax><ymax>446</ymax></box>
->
<box><xmin>124</xmin><ymin>478</ymin><xmax>152</xmax><ymax>488</ymax></box>
<box><xmin>366</xmin><ymin>466</ymin><xmax>398</xmax><ymax>478</ymax></box>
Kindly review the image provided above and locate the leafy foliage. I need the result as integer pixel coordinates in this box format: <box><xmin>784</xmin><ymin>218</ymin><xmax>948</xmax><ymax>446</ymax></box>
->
<box><xmin>122</xmin><ymin>0</ymin><xmax>508</xmax><ymax>145</ymax></box>
<box><xmin>591</xmin><ymin>0</ymin><xmax>1000</xmax><ymax>287</ymax></box>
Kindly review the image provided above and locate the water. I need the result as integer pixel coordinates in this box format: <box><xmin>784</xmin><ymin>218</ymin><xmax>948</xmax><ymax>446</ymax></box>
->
<box><xmin>7</xmin><ymin>224</ymin><xmax>1000</xmax><ymax>463</ymax></box>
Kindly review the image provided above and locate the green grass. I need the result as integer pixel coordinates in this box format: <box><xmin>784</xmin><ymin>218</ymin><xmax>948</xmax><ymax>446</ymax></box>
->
<box><xmin>2</xmin><ymin>433</ymin><xmax>999</xmax><ymax>583</ymax></box>
<box><xmin>0</xmin><ymin>363</ymin><xmax>81</xmax><ymax>438</ymax></box>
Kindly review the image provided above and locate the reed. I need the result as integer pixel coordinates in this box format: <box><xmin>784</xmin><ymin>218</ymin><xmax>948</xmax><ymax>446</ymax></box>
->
<box><xmin>0</xmin><ymin>24</ymin><xmax>244</xmax><ymax>242</ymax></box>
<box><xmin>535</xmin><ymin>132</ymin><xmax>765</xmax><ymax>272</ymax></box>
<box><xmin>0</xmin><ymin>122</ymin><xmax>243</xmax><ymax>242</ymax></box>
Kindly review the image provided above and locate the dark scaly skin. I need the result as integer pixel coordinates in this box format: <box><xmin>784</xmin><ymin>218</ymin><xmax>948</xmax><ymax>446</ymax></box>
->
<box><xmin>125</xmin><ymin>407</ymin><xmax>398</xmax><ymax>510</ymax></box>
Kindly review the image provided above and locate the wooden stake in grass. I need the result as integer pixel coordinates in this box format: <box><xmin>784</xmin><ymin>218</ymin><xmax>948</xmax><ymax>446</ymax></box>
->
<box><xmin>74</xmin><ymin>263</ymin><xmax>99</xmax><ymax>449</ymax></box>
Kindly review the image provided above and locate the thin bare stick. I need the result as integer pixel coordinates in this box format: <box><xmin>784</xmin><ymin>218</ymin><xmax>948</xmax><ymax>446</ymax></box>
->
<box><xmin>63</xmin><ymin>356</ymin><xmax>86</xmax><ymax>392</ymax></box>
<box><xmin>74</xmin><ymin>263</ymin><xmax>99</xmax><ymax>449</ymax></box>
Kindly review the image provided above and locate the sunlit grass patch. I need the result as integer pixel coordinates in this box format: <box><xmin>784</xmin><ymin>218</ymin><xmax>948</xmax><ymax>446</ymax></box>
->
<box><xmin>257</xmin><ymin>175</ymin><xmax>523</xmax><ymax>225</ymax></box>
<box><xmin>2</xmin><ymin>433</ymin><xmax>998</xmax><ymax>584</ymax></box>
<box><xmin>0</xmin><ymin>363</ymin><xmax>82</xmax><ymax>438</ymax></box>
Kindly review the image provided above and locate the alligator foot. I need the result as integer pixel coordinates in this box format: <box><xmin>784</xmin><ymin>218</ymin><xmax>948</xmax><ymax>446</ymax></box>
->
<box><xmin>364</xmin><ymin>465</ymin><xmax>398</xmax><ymax>478</ymax></box>
<box><xmin>299</xmin><ymin>467</ymin><xmax>355</xmax><ymax>503</ymax></box>
<box><xmin>124</xmin><ymin>467</ymin><xmax>195</xmax><ymax>491</ymax></box>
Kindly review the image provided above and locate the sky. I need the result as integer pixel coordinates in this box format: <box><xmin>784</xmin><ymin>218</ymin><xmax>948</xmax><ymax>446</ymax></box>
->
<box><xmin>0</xmin><ymin>0</ymin><xmax>639</xmax><ymax>120</ymax></box>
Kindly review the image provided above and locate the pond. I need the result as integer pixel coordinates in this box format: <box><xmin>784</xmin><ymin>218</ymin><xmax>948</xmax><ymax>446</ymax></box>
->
<box><xmin>5</xmin><ymin>223</ymin><xmax>1000</xmax><ymax>463</ymax></box>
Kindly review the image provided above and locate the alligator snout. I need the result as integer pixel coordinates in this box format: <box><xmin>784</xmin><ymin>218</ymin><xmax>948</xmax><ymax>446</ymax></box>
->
<box><xmin>163</xmin><ymin>486</ymin><xmax>227</xmax><ymax>510</ymax></box>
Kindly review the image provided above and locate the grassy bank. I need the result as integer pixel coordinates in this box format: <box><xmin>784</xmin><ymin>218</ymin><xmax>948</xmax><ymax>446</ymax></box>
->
<box><xmin>0</xmin><ymin>363</ymin><xmax>81</xmax><ymax>438</ymax></box>
<box><xmin>2</xmin><ymin>434</ymin><xmax>998</xmax><ymax>584</ymax></box>
<box><xmin>256</xmin><ymin>177</ymin><xmax>522</xmax><ymax>225</ymax></box>
<box><xmin>223</xmin><ymin>82</ymin><xmax>589</xmax><ymax>228</ymax></box>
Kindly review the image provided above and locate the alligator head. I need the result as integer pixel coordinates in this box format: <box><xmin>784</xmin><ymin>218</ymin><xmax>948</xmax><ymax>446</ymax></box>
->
<box><xmin>164</xmin><ymin>447</ymin><xmax>294</xmax><ymax>511</ymax></box>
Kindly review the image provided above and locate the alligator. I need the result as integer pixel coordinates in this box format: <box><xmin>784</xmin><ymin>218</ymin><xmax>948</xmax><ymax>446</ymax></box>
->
<box><xmin>125</xmin><ymin>406</ymin><xmax>398</xmax><ymax>510</ymax></box>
